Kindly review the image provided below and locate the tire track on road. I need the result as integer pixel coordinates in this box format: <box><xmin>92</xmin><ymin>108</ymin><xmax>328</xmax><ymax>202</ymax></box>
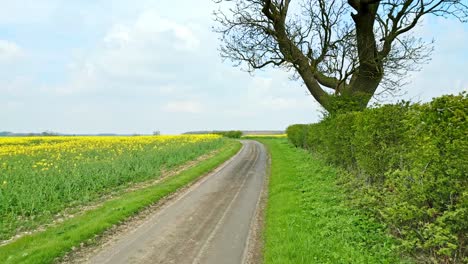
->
<box><xmin>81</xmin><ymin>140</ymin><xmax>267</xmax><ymax>264</ymax></box>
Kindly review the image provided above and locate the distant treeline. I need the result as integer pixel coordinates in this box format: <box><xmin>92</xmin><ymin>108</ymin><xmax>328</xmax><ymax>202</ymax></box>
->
<box><xmin>183</xmin><ymin>130</ymin><xmax>243</xmax><ymax>138</ymax></box>
<box><xmin>214</xmin><ymin>131</ymin><xmax>243</xmax><ymax>139</ymax></box>
<box><xmin>0</xmin><ymin>132</ymin><xmax>149</xmax><ymax>137</ymax></box>
<box><xmin>184</xmin><ymin>130</ymin><xmax>285</xmax><ymax>136</ymax></box>
<box><xmin>0</xmin><ymin>131</ymin><xmax>61</xmax><ymax>137</ymax></box>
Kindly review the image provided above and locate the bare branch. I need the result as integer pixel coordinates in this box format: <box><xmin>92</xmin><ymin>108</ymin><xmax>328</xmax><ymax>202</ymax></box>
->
<box><xmin>214</xmin><ymin>0</ymin><xmax>468</xmax><ymax>112</ymax></box>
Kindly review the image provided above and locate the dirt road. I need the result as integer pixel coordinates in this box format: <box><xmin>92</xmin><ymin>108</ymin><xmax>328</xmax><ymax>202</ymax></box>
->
<box><xmin>83</xmin><ymin>140</ymin><xmax>267</xmax><ymax>264</ymax></box>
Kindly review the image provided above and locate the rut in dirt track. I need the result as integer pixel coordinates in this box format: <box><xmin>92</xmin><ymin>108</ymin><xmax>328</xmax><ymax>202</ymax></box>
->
<box><xmin>82</xmin><ymin>140</ymin><xmax>267</xmax><ymax>264</ymax></box>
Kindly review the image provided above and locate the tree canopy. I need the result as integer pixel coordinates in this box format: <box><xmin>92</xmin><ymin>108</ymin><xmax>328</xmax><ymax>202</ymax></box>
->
<box><xmin>214</xmin><ymin>0</ymin><xmax>468</xmax><ymax>112</ymax></box>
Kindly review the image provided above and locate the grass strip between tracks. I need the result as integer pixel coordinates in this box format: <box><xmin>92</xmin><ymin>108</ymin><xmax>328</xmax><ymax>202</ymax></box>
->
<box><xmin>0</xmin><ymin>140</ymin><xmax>242</xmax><ymax>264</ymax></box>
<box><xmin>257</xmin><ymin>138</ymin><xmax>409</xmax><ymax>264</ymax></box>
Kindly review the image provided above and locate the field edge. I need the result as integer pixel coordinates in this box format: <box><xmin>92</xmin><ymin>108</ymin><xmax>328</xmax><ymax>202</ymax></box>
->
<box><xmin>0</xmin><ymin>140</ymin><xmax>242</xmax><ymax>264</ymax></box>
<box><xmin>255</xmin><ymin>138</ymin><xmax>409</xmax><ymax>264</ymax></box>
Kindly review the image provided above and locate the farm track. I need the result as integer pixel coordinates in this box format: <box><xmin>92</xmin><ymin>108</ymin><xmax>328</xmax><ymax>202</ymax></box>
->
<box><xmin>75</xmin><ymin>140</ymin><xmax>267</xmax><ymax>264</ymax></box>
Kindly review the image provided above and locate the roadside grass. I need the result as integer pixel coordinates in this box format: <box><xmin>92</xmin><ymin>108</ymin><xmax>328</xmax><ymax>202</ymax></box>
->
<box><xmin>242</xmin><ymin>134</ymin><xmax>286</xmax><ymax>139</ymax></box>
<box><xmin>0</xmin><ymin>140</ymin><xmax>242</xmax><ymax>264</ymax></box>
<box><xmin>257</xmin><ymin>138</ymin><xmax>409</xmax><ymax>264</ymax></box>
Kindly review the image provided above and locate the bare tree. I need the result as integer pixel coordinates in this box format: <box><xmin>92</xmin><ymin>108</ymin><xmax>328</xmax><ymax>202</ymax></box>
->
<box><xmin>214</xmin><ymin>0</ymin><xmax>468</xmax><ymax>112</ymax></box>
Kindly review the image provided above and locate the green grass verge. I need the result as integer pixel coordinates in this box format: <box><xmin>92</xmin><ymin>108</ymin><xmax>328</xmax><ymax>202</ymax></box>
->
<box><xmin>257</xmin><ymin>138</ymin><xmax>409</xmax><ymax>264</ymax></box>
<box><xmin>0</xmin><ymin>140</ymin><xmax>242</xmax><ymax>264</ymax></box>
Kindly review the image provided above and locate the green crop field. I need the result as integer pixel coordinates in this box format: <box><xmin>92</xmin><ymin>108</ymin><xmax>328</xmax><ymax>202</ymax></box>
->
<box><xmin>0</xmin><ymin>135</ymin><xmax>227</xmax><ymax>241</ymax></box>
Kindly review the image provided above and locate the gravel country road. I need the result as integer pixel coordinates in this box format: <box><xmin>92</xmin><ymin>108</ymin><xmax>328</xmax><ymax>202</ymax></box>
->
<box><xmin>84</xmin><ymin>140</ymin><xmax>267</xmax><ymax>264</ymax></box>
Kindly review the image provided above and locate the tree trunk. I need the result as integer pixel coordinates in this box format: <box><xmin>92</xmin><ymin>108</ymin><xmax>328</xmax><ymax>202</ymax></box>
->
<box><xmin>265</xmin><ymin>1</ymin><xmax>385</xmax><ymax>114</ymax></box>
<box><xmin>342</xmin><ymin>1</ymin><xmax>384</xmax><ymax>111</ymax></box>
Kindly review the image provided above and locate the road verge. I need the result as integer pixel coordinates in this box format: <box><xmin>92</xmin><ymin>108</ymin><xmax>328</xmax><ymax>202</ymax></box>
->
<box><xmin>256</xmin><ymin>138</ymin><xmax>408</xmax><ymax>263</ymax></box>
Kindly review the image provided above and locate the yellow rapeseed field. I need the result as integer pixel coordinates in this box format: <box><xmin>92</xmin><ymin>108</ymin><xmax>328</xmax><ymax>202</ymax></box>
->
<box><xmin>0</xmin><ymin>135</ymin><xmax>226</xmax><ymax>241</ymax></box>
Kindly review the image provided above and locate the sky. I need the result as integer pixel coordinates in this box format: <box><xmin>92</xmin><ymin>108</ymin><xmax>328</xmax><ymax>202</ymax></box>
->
<box><xmin>1</xmin><ymin>1</ymin><xmax>467</xmax><ymax>134</ymax></box>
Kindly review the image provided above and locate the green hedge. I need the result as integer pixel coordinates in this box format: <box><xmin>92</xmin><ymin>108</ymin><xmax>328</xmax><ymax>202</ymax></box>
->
<box><xmin>215</xmin><ymin>130</ymin><xmax>243</xmax><ymax>138</ymax></box>
<box><xmin>287</xmin><ymin>93</ymin><xmax>467</xmax><ymax>262</ymax></box>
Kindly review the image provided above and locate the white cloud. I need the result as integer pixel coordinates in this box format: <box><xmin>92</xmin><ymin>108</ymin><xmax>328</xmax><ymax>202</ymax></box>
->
<box><xmin>241</xmin><ymin>72</ymin><xmax>317</xmax><ymax>112</ymax></box>
<box><xmin>0</xmin><ymin>1</ymin><xmax>59</xmax><ymax>25</ymax></box>
<box><xmin>0</xmin><ymin>2</ymin><xmax>320</xmax><ymax>134</ymax></box>
<box><xmin>135</xmin><ymin>10</ymin><xmax>200</xmax><ymax>50</ymax></box>
<box><xmin>403</xmin><ymin>18</ymin><xmax>468</xmax><ymax>101</ymax></box>
<box><xmin>5</xmin><ymin>101</ymin><xmax>23</xmax><ymax>111</ymax></box>
<box><xmin>247</xmin><ymin>77</ymin><xmax>273</xmax><ymax>96</ymax></box>
<box><xmin>0</xmin><ymin>39</ymin><xmax>23</xmax><ymax>62</ymax></box>
<box><xmin>260</xmin><ymin>97</ymin><xmax>302</xmax><ymax>109</ymax></box>
<box><xmin>379</xmin><ymin>16</ymin><xmax>468</xmax><ymax>103</ymax></box>
<box><xmin>163</xmin><ymin>100</ymin><xmax>204</xmax><ymax>113</ymax></box>
<box><xmin>104</xmin><ymin>25</ymin><xmax>131</xmax><ymax>47</ymax></box>
<box><xmin>3</xmin><ymin>1</ymin><xmax>466</xmax><ymax>134</ymax></box>
<box><xmin>54</xmin><ymin>9</ymin><xmax>203</xmax><ymax>96</ymax></box>
<box><xmin>104</xmin><ymin>10</ymin><xmax>200</xmax><ymax>51</ymax></box>
<box><xmin>0</xmin><ymin>76</ymin><xmax>33</xmax><ymax>95</ymax></box>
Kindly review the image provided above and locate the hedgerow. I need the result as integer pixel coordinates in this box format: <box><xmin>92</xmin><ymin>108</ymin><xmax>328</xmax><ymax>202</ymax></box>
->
<box><xmin>214</xmin><ymin>130</ymin><xmax>243</xmax><ymax>138</ymax></box>
<box><xmin>287</xmin><ymin>93</ymin><xmax>467</xmax><ymax>263</ymax></box>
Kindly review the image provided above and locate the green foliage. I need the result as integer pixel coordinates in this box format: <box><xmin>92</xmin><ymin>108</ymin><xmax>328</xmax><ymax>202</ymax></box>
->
<box><xmin>215</xmin><ymin>130</ymin><xmax>243</xmax><ymax>138</ymax></box>
<box><xmin>258</xmin><ymin>138</ymin><xmax>404</xmax><ymax>264</ymax></box>
<box><xmin>286</xmin><ymin>93</ymin><xmax>468</xmax><ymax>262</ymax></box>
<box><xmin>352</xmin><ymin>103</ymin><xmax>410</xmax><ymax>184</ymax></box>
<box><xmin>285</xmin><ymin>124</ymin><xmax>308</xmax><ymax>148</ymax></box>
<box><xmin>324</xmin><ymin>92</ymin><xmax>370</xmax><ymax>115</ymax></box>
